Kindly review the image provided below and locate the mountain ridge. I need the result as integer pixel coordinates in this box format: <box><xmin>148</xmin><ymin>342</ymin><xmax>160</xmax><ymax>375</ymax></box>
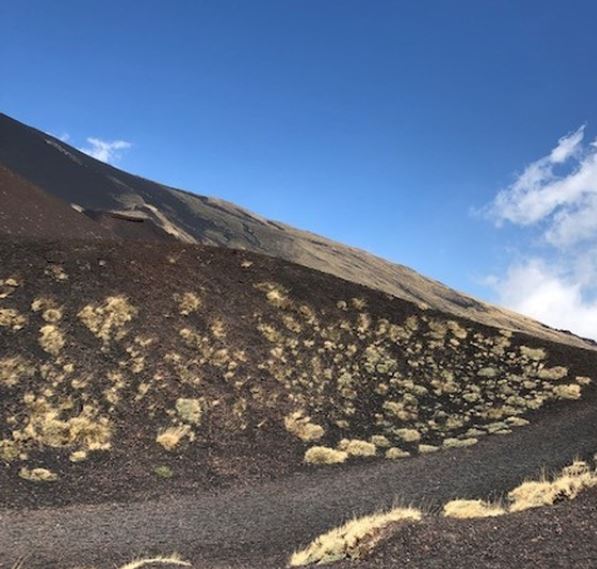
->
<box><xmin>0</xmin><ymin>112</ymin><xmax>593</xmax><ymax>350</ymax></box>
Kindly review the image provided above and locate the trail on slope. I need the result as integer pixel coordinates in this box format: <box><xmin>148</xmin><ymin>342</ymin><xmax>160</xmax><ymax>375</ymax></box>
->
<box><xmin>2</xmin><ymin>393</ymin><xmax>596</xmax><ymax>569</ymax></box>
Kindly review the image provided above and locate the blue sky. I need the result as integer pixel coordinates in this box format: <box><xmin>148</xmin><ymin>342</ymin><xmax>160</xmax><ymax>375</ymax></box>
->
<box><xmin>2</xmin><ymin>1</ymin><xmax>597</xmax><ymax>337</ymax></box>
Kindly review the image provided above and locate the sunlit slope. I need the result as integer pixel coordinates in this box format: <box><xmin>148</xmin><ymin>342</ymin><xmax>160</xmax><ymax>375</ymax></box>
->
<box><xmin>0</xmin><ymin>113</ymin><xmax>593</xmax><ymax>350</ymax></box>
<box><xmin>1</xmin><ymin>239</ymin><xmax>594</xmax><ymax>507</ymax></box>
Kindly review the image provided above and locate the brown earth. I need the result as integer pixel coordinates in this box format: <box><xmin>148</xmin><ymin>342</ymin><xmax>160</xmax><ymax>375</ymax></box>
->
<box><xmin>0</xmin><ymin>112</ymin><xmax>593</xmax><ymax>350</ymax></box>
<box><xmin>1</xmin><ymin>237</ymin><xmax>595</xmax><ymax>509</ymax></box>
<box><xmin>0</xmin><ymin>166</ymin><xmax>113</xmax><ymax>240</ymax></box>
<box><xmin>0</xmin><ymin>237</ymin><xmax>596</xmax><ymax>569</ymax></box>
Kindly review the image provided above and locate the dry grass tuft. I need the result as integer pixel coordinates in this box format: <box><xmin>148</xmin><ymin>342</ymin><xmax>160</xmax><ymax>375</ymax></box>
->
<box><xmin>553</xmin><ymin>384</ymin><xmax>581</xmax><ymax>400</ymax></box>
<box><xmin>156</xmin><ymin>425</ymin><xmax>191</xmax><ymax>451</ymax></box>
<box><xmin>78</xmin><ymin>296</ymin><xmax>137</xmax><ymax>343</ymax></box>
<box><xmin>289</xmin><ymin>506</ymin><xmax>421</xmax><ymax>566</ymax></box>
<box><xmin>175</xmin><ymin>398</ymin><xmax>203</xmax><ymax>425</ymax></box>
<box><xmin>442</xmin><ymin>437</ymin><xmax>478</xmax><ymax>449</ymax></box>
<box><xmin>385</xmin><ymin>447</ymin><xmax>409</xmax><ymax>460</ymax></box>
<box><xmin>118</xmin><ymin>555</ymin><xmax>191</xmax><ymax>569</ymax></box>
<box><xmin>344</xmin><ymin>439</ymin><xmax>376</xmax><ymax>457</ymax></box>
<box><xmin>175</xmin><ymin>292</ymin><xmax>202</xmax><ymax>316</ymax></box>
<box><xmin>22</xmin><ymin>400</ymin><xmax>112</xmax><ymax>452</ymax></box>
<box><xmin>0</xmin><ymin>308</ymin><xmax>27</xmax><ymax>330</ymax></box>
<box><xmin>10</xmin><ymin>554</ymin><xmax>191</xmax><ymax>569</ymax></box>
<box><xmin>285</xmin><ymin>412</ymin><xmax>325</xmax><ymax>442</ymax></box>
<box><xmin>0</xmin><ymin>356</ymin><xmax>33</xmax><ymax>387</ymax></box>
<box><xmin>39</xmin><ymin>324</ymin><xmax>65</xmax><ymax>355</ymax></box>
<box><xmin>508</xmin><ymin>460</ymin><xmax>597</xmax><ymax>512</ymax></box>
<box><xmin>304</xmin><ymin>446</ymin><xmax>348</xmax><ymax>464</ymax></box>
<box><xmin>443</xmin><ymin>499</ymin><xmax>505</xmax><ymax>518</ymax></box>
<box><xmin>18</xmin><ymin>467</ymin><xmax>57</xmax><ymax>482</ymax></box>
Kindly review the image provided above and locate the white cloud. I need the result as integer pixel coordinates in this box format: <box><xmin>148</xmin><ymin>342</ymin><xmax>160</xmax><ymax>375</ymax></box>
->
<box><xmin>490</xmin><ymin>259</ymin><xmax>597</xmax><ymax>340</ymax></box>
<box><xmin>486</xmin><ymin>125</ymin><xmax>597</xmax><ymax>340</ymax></box>
<box><xmin>78</xmin><ymin>137</ymin><xmax>131</xmax><ymax>164</ymax></box>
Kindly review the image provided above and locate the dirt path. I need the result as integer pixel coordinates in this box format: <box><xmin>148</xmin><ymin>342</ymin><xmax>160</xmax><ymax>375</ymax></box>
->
<box><xmin>1</xmin><ymin>395</ymin><xmax>596</xmax><ymax>569</ymax></box>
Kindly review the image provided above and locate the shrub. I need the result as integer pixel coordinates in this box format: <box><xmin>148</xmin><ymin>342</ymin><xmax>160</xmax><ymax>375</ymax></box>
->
<box><xmin>304</xmin><ymin>446</ymin><xmax>348</xmax><ymax>465</ymax></box>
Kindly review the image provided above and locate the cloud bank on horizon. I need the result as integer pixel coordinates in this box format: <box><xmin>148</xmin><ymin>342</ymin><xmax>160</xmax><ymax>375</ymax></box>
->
<box><xmin>487</xmin><ymin>126</ymin><xmax>597</xmax><ymax>340</ymax></box>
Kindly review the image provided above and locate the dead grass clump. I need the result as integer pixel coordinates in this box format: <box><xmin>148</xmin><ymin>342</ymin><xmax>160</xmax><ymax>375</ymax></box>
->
<box><xmin>418</xmin><ymin>444</ymin><xmax>439</xmax><ymax>454</ymax></box>
<box><xmin>538</xmin><ymin>366</ymin><xmax>568</xmax><ymax>380</ymax></box>
<box><xmin>0</xmin><ymin>356</ymin><xmax>33</xmax><ymax>387</ymax></box>
<box><xmin>18</xmin><ymin>467</ymin><xmax>57</xmax><ymax>482</ymax></box>
<box><xmin>78</xmin><ymin>296</ymin><xmax>138</xmax><ymax>343</ymax></box>
<box><xmin>0</xmin><ymin>308</ymin><xmax>27</xmax><ymax>330</ymax></box>
<box><xmin>289</xmin><ymin>506</ymin><xmax>421</xmax><ymax>566</ymax></box>
<box><xmin>39</xmin><ymin>324</ymin><xmax>65</xmax><ymax>355</ymax></box>
<box><xmin>119</xmin><ymin>555</ymin><xmax>191</xmax><ymax>569</ymax></box>
<box><xmin>520</xmin><ymin>346</ymin><xmax>546</xmax><ymax>360</ymax></box>
<box><xmin>344</xmin><ymin>439</ymin><xmax>376</xmax><ymax>457</ymax></box>
<box><xmin>31</xmin><ymin>297</ymin><xmax>64</xmax><ymax>322</ymax></box>
<box><xmin>443</xmin><ymin>499</ymin><xmax>505</xmax><ymax>518</ymax></box>
<box><xmin>385</xmin><ymin>447</ymin><xmax>410</xmax><ymax>459</ymax></box>
<box><xmin>255</xmin><ymin>282</ymin><xmax>291</xmax><ymax>308</ymax></box>
<box><xmin>175</xmin><ymin>398</ymin><xmax>203</xmax><ymax>424</ymax></box>
<box><xmin>285</xmin><ymin>412</ymin><xmax>325</xmax><ymax>442</ymax></box>
<box><xmin>370</xmin><ymin>435</ymin><xmax>391</xmax><ymax>448</ymax></box>
<box><xmin>156</xmin><ymin>425</ymin><xmax>191</xmax><ymax>451</ymax></box>
<box><xmin>175</xmin><ymin>292</ymin><xmax>201</xmax><ymax>315</ymax></box>
<box><xmin>442</xmin><ymin>437</ymin><xmax>478</xmax><ymax>449</ymax></box>
<box><xmin>553</xmin><ymin>384</ymin><xmax>581</xmax><ymax>400</ymax></box>
<box><xmin>394</xmin><ymin>428</ymin><xmax>421</xmax><ymax>443</ymax></box>
<box><xmin>305</xmin><ymin>446</ymin><xmax>348</xmax><ymax>465</ymax></box>
<box><xmin>0</xmin><ymin>439</ymin><xmax>19</xmax><ymax>462</ymax></box>
<box><xmin>508</xmin><ymin>460</ymin><xmax>597</xmax><ymax>512</ymax></box>
<box><xmin>22</xmin><ymin>401</ymin><xmax>112</xmax><ymax>452</ymax></box>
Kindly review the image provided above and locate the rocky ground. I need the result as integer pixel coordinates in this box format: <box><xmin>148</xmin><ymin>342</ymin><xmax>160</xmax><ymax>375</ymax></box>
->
<box><xmin>0</xmin><ymin>238</ymin><xmax>596</xmax><ymax>568</ymax></box>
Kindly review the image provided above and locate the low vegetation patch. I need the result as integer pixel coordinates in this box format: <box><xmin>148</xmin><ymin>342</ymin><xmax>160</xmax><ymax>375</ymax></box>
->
<box><xmin>304</xmin><ymin>446</ymin><xmax>348</xmax><ymax>464</ymax></box>
<box><xmin>508</xmin><ymin>459</ymin><xmax>597</xmax><ymax>512</ymax></box>
<box><xmin>442</xmin><ymin>499</ymin><xmax>505</xmax><ymax>518</ymax></box>
<box><xmin>285</xmin><ymin>412</ymin><xmax>325</xmax><ymax>442</ymax></box>
<box><xmin>443</xmin><ymin>457</ymin><xmax>597</xmax><ymax>520</ymax></box>
<box><xmin>290</xmin><ymin>507</ymin><xmax>422</xmax><ymax>566</ymax></box>
<box><xmin>11</xmin><ymin>554</ymin><xmax>193</xmax><ymax>569</ymax></box>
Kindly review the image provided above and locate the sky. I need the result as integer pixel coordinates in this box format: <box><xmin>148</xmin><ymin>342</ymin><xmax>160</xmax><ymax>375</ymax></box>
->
<box><xmin>1</xmin><ymin>1</ymin><xmax>596</xmax><ymax>339</ymax></box>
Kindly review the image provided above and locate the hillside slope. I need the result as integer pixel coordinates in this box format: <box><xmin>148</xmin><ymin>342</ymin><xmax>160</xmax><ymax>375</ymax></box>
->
<box><xmin>0</xmin><ymin>113</ymin><xmax>592</xmax><ymax>350</ymax></box>
<box><xmin>1</xmin><ymin>239</ymin><xmax>595</xmax><ymax>512</ymax></box>
<box><xmin>0</xmin><ymin>165</ymin><xmax>114</xmax><ymax>240</ymax></box>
